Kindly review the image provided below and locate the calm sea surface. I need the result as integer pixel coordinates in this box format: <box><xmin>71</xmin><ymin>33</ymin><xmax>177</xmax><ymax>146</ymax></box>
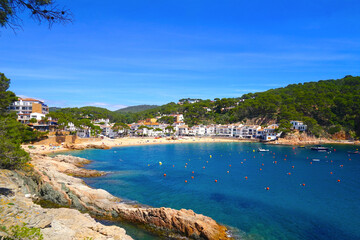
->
<box><xmin>59</xmin><ymin>142</ymin><xmax>360</xmax><ymax>240</ymax></box>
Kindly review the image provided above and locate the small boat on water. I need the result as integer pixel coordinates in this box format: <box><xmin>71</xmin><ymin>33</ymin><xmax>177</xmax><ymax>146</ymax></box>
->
<box><xmin>312</xmin><ymin>159</ymin><xmax>320</xmax><ymax>162</ymax></box>
<box><xmin>347</xmin><ymin>151</ymin><xmax>360</xmax><ymax>154</ymax></box>
<box><xmin>258</xmin><ymin>148</ymin><xmax>269</xmax><ymax>152</ymax></box>
<box><xmin>298</xmin><ymin>146</ymin><xmax>306</xmax><ymax>148</ymax></box>
<box><xmin>311</xmin><ymin>146</ymin><xmax>329</xmax><ymax>151</ymax></box>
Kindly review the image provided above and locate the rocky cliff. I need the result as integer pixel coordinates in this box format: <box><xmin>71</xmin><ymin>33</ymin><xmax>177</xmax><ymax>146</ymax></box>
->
<box><xmin>0</xmin><ymin>170</ymin><xmax>133</xmax><ymax>240</ymax></box>
<box><xmin>2</xmin><ymin>153</ymin><xmax>231</xmax><ymax>240</ymax></box>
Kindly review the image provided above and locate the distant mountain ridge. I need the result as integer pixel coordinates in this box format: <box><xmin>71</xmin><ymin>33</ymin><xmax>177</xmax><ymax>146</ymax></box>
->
<box><xmin>115</xmin><ymin>105</ymin><xmax>159</xmax><ymax>113</ymax></box>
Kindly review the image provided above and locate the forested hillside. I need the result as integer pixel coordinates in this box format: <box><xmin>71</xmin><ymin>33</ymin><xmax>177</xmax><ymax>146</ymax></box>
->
<box><xmin>50</xmin><ymin>76</ymin><xmax>360</xmax><ymax>138</ymax></box>
<box><xmin>115</xmin><ymin>105</ymin><xmax>159</xmax><ymax>113</ymax></box>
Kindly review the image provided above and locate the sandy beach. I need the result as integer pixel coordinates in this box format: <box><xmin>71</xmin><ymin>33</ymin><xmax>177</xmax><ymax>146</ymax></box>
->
<box><xmin>23</xmin><ymin>136</ymin><xmax>247</xmax><ymax>154</ymax></box>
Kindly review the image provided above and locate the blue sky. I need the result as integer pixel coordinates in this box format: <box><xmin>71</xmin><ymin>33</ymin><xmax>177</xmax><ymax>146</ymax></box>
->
<box><xmin>1</xmin><ymin>0</ymin><xmax>360</xmax><ymax>110</ymax></box>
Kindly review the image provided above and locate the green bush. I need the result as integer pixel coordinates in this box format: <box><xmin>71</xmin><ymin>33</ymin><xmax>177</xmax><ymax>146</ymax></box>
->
<box><xmin>0</xmin><ymin>223</ymin><xmax>43</xmax><ymax>240</ymax></box>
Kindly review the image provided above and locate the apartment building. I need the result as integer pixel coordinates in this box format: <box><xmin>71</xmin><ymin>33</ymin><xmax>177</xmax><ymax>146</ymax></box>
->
<box><xmin>9</xmin><ymin>98</ymin><xmax>49</xmax><ymax>123</ymax></box>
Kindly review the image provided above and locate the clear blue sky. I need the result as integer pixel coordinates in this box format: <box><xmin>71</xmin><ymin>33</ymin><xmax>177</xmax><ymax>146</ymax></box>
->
<box><xmin>1</xmin><ymin>0</ymin><xmax>360</xmax><ymax>110</ymax></box>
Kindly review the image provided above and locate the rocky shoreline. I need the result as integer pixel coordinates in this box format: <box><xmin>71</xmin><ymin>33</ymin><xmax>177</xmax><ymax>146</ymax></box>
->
<box><xmin>0</xmin><ymin>153</ymin><xmax>231</xmax><ymax>240</ymax></box>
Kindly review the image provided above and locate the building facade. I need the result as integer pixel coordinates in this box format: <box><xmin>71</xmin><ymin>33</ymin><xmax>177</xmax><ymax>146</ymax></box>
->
<box><xmin>9</xmin><ymin>98</ymin><xmax>49</xmax><ymax>124</ymax></box>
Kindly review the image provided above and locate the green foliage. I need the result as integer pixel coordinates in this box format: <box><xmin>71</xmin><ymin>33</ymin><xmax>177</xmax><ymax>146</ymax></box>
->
<box><xmin>277</xmin><ymin>119</ymin><xmax>293</xmax><ymax>135</ymax></box>
<box><xmin>0</xmin><ymin>223</ymin><xmax>43</xmax><ymax>240</ymax></box>
<box><xmin>50</xmin><ymin>75</ymin><xmax>360</xmax><ymax>138</ymax></box>
<box><xmin>29</xmin><ymin>118</ymin><xmax>37</xmax><ymax>123</ymax></box>
<box><xmin>115</xmin><ymin>105</ymin><xmax>159</xmax><ymax>113</ymax></box>
<box><xmin>0</xmin><ymin>73</ymin><xmax>17</xmax><ymax>115</ymax></box>
<box><xmin>157</xmin><ymin>116</ymin><xmax>175</xmax><ymax>124</ymax></box>
<box><xmin>0</xmin><ymin>73</ymin><xmax>39</xmax><ymax>170</ymax></box>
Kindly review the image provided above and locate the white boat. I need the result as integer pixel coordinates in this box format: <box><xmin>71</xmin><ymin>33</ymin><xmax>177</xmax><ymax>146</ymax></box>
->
<box><xmin>258</xmin><ymin>148</ymin><xmax>269</xmax><ymax>152</ymax></box>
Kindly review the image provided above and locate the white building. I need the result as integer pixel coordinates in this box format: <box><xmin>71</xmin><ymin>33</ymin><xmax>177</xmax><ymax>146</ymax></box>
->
<box><xmin>65</xmin><ymin>122</ymin><xmax>77</xmax><ymax>132</ymax></box>
<box><xmin>29</xmin><ymin>112</ymin><xmax>46</xmax><ymax>121</ymax></box>
<box><xmin>262</xmin><ymin>124</ymin><xmax>281</xmax><ymax>141</ymax></box>
<box><xmin>290</xmin><ymin>121</ymin><xmax>307</xmax><ymax>131</ymax></box>
<box><xmin>93</xmin><ymin>118</ymin><xmax>110</xmax><ymax>124</ymax></box>
<box><xmin>177</xmin><ymin>125</ymin><xmax>189</xmax><ymax>136</ymax></box>
<box><xmin>192</xmin><ymin>125</ymin><xmax>206</xmax><ymax>136</ymax></box>
<box><xmin>9</xmin><ymin>97</ymin><xmax>49</xmax><ymax>124</ymax></box>
<box><xmin>205</xmin><ymin>125</ymin><xmax>216</xmax><ymax>136</ymax></box>
<box><xmin>77</xmin><ymin>127</ymin><xmax>91</xmax><ymax>138</ymax></box>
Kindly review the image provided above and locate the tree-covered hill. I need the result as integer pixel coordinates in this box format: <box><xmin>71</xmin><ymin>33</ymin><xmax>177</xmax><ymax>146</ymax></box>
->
<box><xmin>226</xmin><ymin>75</ymin><xmax>360</xmax><ymax>137</ymax></box>
<box><xmin>50</xmin><ymin>76</ymin><xmax>360</xmax><ymax>138</ymax></box>
<box><xmin>115</xmin><ymin>105</ymin><xmax>159</xmax><ymax>113</ymax></box>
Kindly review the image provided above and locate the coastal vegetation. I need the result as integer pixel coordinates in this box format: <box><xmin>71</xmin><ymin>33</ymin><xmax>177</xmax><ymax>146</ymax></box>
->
<box><xmin>114</xmin><ymin>104</ymin><xmax>159</xmax><ymax>113</ymax></box>
<box><xmin>0</xmin><ymin>73</ymin><xmax>47</xmax><ymax>169</ymax></box>
<box><xmin>50</xmin><ymin>76</ymin><xmax>360</xmax><ymax>138</ymax></box>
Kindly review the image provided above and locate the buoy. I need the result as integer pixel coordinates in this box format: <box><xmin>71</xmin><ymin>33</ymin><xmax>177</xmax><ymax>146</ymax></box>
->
<box><xmin>284</xmin><ymin>158</ymin><xmax>286</xmax><ymax>161</ymax></box>
<box><xmin>203</xmin><ymin>166</ymin><xmax>205</xmax><ymax>169</ymax></box>
<box><xmin>294</xmin><ymin>153</ymin><xmax>296</xmax><ymax>155</ymax></box>
<box><xmin>310</xmin><ymin>162</ymin><xmax>313</xmax><ymax>164</ymax></box>
<box><xmin>148</xmin><ymin>164</ymin><xmax>150</xmax><ymax>166</ymax></box>
<box><xmin>293</xmin><ymin>147</ymin><xmax>295</xmax><ymax>150</ymax></box>
<box><xmin>185</xmin><ymin>166</ymin><xmax>187</xmax><ymax>168</ymax></box>
<box><xmin>185</xmin><ymin>180</ymin><xmax>188</xmax><ymax>183</ymax></box>
<box><xmin>192</xmin><ymin>171</ymin><xmax>194</xmax><ymax>174</ymax></box>
<box><xmin>227</xmin><ymin>171</ymin><xmax>229</xmax><ymax>173</ymax></box>
<box><xmin>307</xmin><ymin>157</ymin><xmax>309</xmax><ymax>159</ymax></box>
<box><xmin>330</xmin><ymin>172</ymin><xmax>333</xmax><ymax>174</ymax></box>
<box><xmin>259</xmin><ymin>168</ymin><xmax>262</xmax><ymax>171</ymax></box>
<box><xmin>334</xmin><ymin>149</ymin><xmax>336</xmax><ymax>151</ymax></box>
<box><xmin>185</xmin><ymin>163</ymin><xmax>188</xmax><ymax>165</ymax></box>
<box><xmin>229</xmin><ymin>164</ymin><xmax>232</xmax><ymax>167</ymax></box>
<box><xmin>331</xmin><ymin>160</ymin><xmax>333</xmax><ymax>163</ymax></box>
<box><xmin>206</xmin><ymin>161</ymin><xmax>208</xmax><ymax>163</ymax></box>
<box><xmin>210</xmin><ymin>155</ymin><xmax>212</xmax><ymax>158</ymax></box>
<box><xmin>215</xmin><ymin>179</ymin><xmax>218</xmax><ymax>183</ymax></box>
<box><xmin>191</xmin><ymin>176</ymin><xmax>194</xmax><ymax>179</ymax></box>
<box><xmin>285</xmin><ymin>155</ymin><xmax>287</xmax><ymax>157</ymax></box>
<box><xmin>253</xmin><ymin>150</ymin><xmax>255</xmax><ymax>152</ymax></box>
<box><xmin>340</xmin><ymin>165</ymin><xmax>343</xmax><ymax>167</ymax></box>
<box><xmin>292</xmin><ymin>166</ymin><xmax>294</xmax><ymax>168</ymax></box>
<box><xmin>159</xmin><ymin>162</ymin><xmax>162</xmax><ymax>165</ymax></box>
<box><xmin>173</xmin><ymin>165</ymin><xmax>174</xmax><ymax>167</ymax></box>
<box><xmin>274</xmin><ymin>161</ymin><xmax>277</xmax><ymax>164</ymax></box>
<box><xmin>301</xmin><ymin>183</ymin><xmax>305</xmax><ymax>186</ymax></box>
<box><xmin>262</xmin><ymin>163</ymin><xmax>264</xmax><ymax>166</ymax></box>
<box><xmin>241</xmin><ymin>162</ymin><xmax>243</xmax><ymax>164</ymax></box>
<box><xmin>245</xmin><ymin>176</ymin><xmax>248</xmax><ymax>179</ymax></box>
<box><xmin>163</xmin><ymin>173</ymin><xmax>166</xmax><ymax>177</ymax></box>
<box><xmin>337</xmin><ymin>179</ymin><xmax>341</xmax><ymax>182</ymax></box>
<box><xmin>266</xmin><ymin>187</ymin><xmax>270</xmax><ymax>190</ymax></box>
<box><xmin>287</xmin><ymin>172</ymin><xmax>291</xmax><ymax>175</ymax></box>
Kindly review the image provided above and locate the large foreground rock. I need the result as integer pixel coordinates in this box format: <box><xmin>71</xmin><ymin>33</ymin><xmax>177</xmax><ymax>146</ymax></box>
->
<box><xmin>28</xmin><ymin>153</ymin><xmax>231</xmax><ymax>239</ymax></box>
<box><xmin>0</xmin><ymin>170</ymin><xmax>132</xmax><ymax>240</ymax></box>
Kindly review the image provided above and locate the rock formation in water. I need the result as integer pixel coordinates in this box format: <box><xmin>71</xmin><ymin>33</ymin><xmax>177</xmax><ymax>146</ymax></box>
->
<box><xmin>1</xmin><ymin>153</ymin><xmax>231</xmax><ymax>240</ymax></box>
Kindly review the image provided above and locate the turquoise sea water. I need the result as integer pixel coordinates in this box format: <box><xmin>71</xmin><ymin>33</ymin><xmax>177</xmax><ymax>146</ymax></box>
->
<box><xmin>61</xmin><ymin>143</ymin><xmax>360</xmax><ymax>240</ymax></box>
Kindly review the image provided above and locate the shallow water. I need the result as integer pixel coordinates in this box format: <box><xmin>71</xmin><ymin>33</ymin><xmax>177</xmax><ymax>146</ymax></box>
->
<box><xmin>61</xmin><ymin>142</ymin><xmax>360</xmax><ymax>240</ymax></box>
